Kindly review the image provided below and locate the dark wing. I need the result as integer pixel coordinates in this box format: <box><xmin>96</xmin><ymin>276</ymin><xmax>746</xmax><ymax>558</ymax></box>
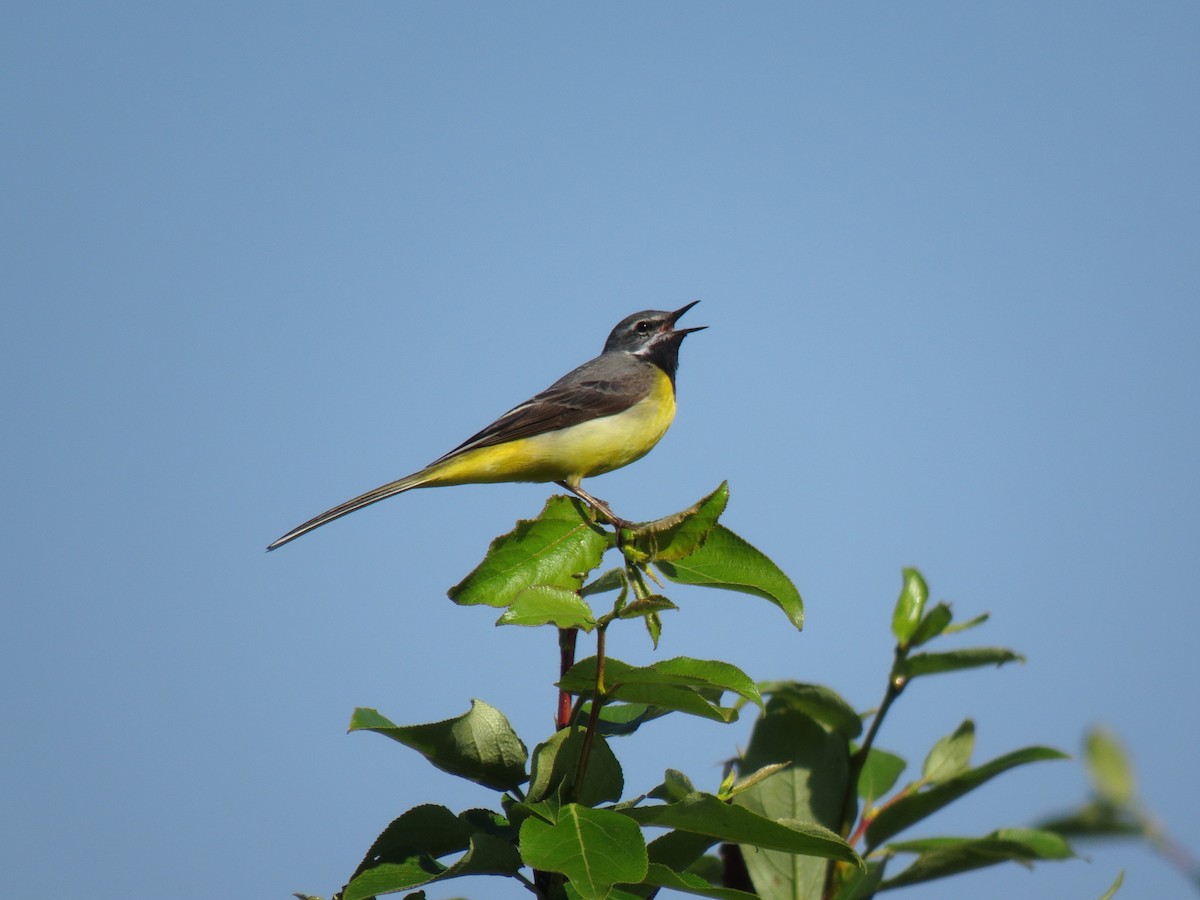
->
<box><xmin>432</xmin><ymin>353</ymin><xmax>654</xmax><ymax>463</ymax></box>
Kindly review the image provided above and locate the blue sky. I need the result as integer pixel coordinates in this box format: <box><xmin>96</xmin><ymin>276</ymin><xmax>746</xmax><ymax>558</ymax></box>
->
<box><xmin>4</xmin><ymin>4</ymin><xmax>1197</xmax><ymax>898</ymax></box>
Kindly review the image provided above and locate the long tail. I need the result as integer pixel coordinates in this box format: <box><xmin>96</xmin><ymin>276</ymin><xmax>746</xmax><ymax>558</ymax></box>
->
<box><xmin>266</xmin><ymin>472</ymin><xmax>428</xmax><ymax>551</ymax></box>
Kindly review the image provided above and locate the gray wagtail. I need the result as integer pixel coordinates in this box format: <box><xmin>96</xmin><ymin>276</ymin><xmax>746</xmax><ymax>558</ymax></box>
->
<box><xmin>267</xmin><ymin>301</ymin><xmax>705</xmax><ymax>550</ymax></box>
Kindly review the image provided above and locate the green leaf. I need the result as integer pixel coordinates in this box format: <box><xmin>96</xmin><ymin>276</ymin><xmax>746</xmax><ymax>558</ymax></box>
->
<box><xmin>627</xmin><ymin>482</ymin><xmax>729</xmax><ymax>562</ymax></box>
<box><xmin>588</xmin><ymin>701</ymin><xmax>671</xmax><ymax>737</ymax></box>
<box><xmin>725</xmin><ymin>762</ymin><xmax>790</xmax><ymax>800</ymax></box>
<box><xmin>900</xmin><ymin>647</ymin><xmax>1024</xmax><ymax>680</ymax></box>
<box><xmin>560</xmin><ymin>656</ymin><xmax>760</xmax><ymax>723</ymax></box>
<box><xmin>624</xmin><ymin>792</ymin><xmax>859</xmax><ymax>865</ymax></box>
<box><xmin>866</xmin><ymin>746</ymin><xmax>1068</xmax><ymax>849</ymax></box>
<box><xmin>732</xmin><ymin>700</ymin><xmax>852</xmax><ymax>897</ymax></box>
<box><xmin>922</xmin><ymin>720</ymin><xmax>975</xmax><ymax>783</ymax></box>
<box><xmin>645</xmin><ymin>829</ymin><xmax>721</xmax><ymax>875</ymax></box>
<box><xmin>340</xmin><ymin>805</ymin><xmax>522</xmax><ymax>900</ymax></box>
<box><xmin>1036</xmin><ymin>800</ymin><xmax>1144</xmax><ymax>838</ymax></box>
<box><xmin>582</xmin><ymin>567</ymin><xmax>628</xmax><ymax>596</ymax></box>
<box><xmin>448</xmin><ymin>495</ymin><xmax>610</xmax><ymax>607</ymax></box>
<box><xmin>526</xmin><ymin>727</ymin><xmax>623</xmax><ymax>807</ymax></box>
<box><xmin>943</xmin><ymin>611</ymin><xmax>989</xmax><ymax>635</ymax></box>
<box><xmin>881</xmin><ymin>828</ymin><xmax>1076</xmax><ymax>889</ymax></box>
<box><xmin>1099</xmin><ymin>870</ymin><xmax>1125</xmax><ymax>900</ymax></box>
<box><xmin>758</xmin><ymin>681</ymin><xmax>863</xmax><ymax>739</ymax></box>
<box><xmin>857</xmin><ymin>749</ymin><xmax>906</xmax><ymax>802</ymax></box>
<box><xmin>909</xmin><ymin>601</ymin><xmax>953</xmax><ymax>647</ymax></box>
<box><xmin>891</xmin><ymin>567</ymin><xmax>928</xmax><ymax>644</ymax></box>
<box><xmin>631</xmin><ymin>863</ymin><xmax>758</xmax><ymax>899</ymax></box>
<box><xmin>656</xmin><ymin>525</ymin><xmax>803</xmax><ymax>630</ymax></box>
<box><xmin>1085</xmin><ymin>727</ymin><xmax>1135</xmax><ymax>806</ymax></box>
<box><xmin>829</xmin><ymin>859</ymin><xmax>886</xmax><ymax>900</ymax></box>
<box><xmin>349</xmin><ymin>700</ymin><xmax>528</xmax><ymax>793</ymax></box>
<box><xmin>520</xmin><ymin>804</ymin><xmax>648</xmax><ymax>899</ymax></box>
<box><xmin>649</xmin><ymin>768</ymin><xmax>697</xmax><ymax>803</ymax></box>
<box><xmin>495</xmin><ymin>584</ymin><xmax>596</xmax><ymax>630</ymax></box>
<box><xmin>617</xmin><ymin>595</ymin><xmax>679</xmax><ymax>620</ymax></box>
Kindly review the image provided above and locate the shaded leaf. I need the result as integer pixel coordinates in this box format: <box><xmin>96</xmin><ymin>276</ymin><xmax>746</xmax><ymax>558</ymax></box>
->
<box><xmin>448</xmin><ymin>496</ymin><xmax>610</xmax><ymax>608</ymax></box>
<box><xmin>646</xmin><ymin>829</ymin><xmax>721</xmax><ymax>874</ymax></box>
<box><xmin>732</xmin><ymin>701</ymin><xmax>851</xmax><ymax>897</ymax></box>
<box><xmin>866</xmin><ymin>746</ymin><xmax>1068</xmax><ymax>849</ymax></box>
<box><xmin>631</xmin><ymin>863</ymin><xmax>758</xmax><ymax>898</ymax></box>
<box><xmin>341</xmin><ymin>805</ymin><xmax>522</xmax><ymax>900</ymax></box>
<box><xmin>1037</xmin><ymin>800</ymin><xmax>1144</xmax><ymax>838</ymax></box>
<box><xmin>829</xmin><ymin>859</ymin><xmax>887</xmax><ymax>900</ymax></box>
<box><xmin>560</xmin><ymin>656</ymin><xmax>759</xmax><ymax>723</ymax></box>
<box><xmin>582</xmin><ymin>567</ymin><xmax>628</xmax><ymax>596</ymax></box>
<box><xmin>881</xmin><ymin>828</ymin><xmax>1076</xmax><ymax>889</ymax></box>
<box><xmin>910</xmin><ymin>601</ymin><xmax>953</xmax><ymax>647</ymax></box>
<box><xmin>526</xmin><ymin>727</ymin><xmax>623</xmax><ymax>807</ymax></box>
<box><xmin>857</xmin><ymin>749</ymin><xmax>906</xmax><ymax>802</ymax></box>
<box><xmin>922</xmin><ymin>720</ymin><xmax>975</xmax><ymax>784</ymax></box>
<box><xmin>520</xmin><ymin>804</ymin><xmax>648</xmax><ymax>899</ymax></box>
<box><xmin>495</xmin><ymin>585</ymin><xmax>596</xmax><ymax>630</ymax></box>
<box><xmin>588</xmin><ymin>701</ymin><xmax>671</xmax><ymax>737</ymax></box>
<box><xmin>758</xmin><ymin>681</ymin><xmax>863</xmax><ymax>739</ymax></box>
<box><xmin>657</xmin><ymin>525</ymin><xmax>803</xmax><ymax>630</ymax></box>
<box><xmin>624</xmin><ymin>792</ymin><xmax>859</xmax><ymax>865</ymax></box>
<box><xmin>900</xmin><ymin>647</ymin><xmax>1023</xmax><ymax>680</ymax></box>
<box><xmin>349</xmin><ymin>701</ymin><xmax>527</xmax><ymax>792</ymax></box>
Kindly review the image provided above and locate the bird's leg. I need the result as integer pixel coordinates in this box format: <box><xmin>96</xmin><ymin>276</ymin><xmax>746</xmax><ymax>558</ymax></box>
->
<box><xmin>556</xmin><ymin>481</ymin><xmax>636</xmax><ymax>531</ymax></box>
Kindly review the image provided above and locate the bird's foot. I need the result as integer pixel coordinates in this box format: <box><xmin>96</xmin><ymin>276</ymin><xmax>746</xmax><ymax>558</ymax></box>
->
<box><xmin>557</xmin><ymin>482</ymin><xmax>636</xmax><ymax>532</ymax></box>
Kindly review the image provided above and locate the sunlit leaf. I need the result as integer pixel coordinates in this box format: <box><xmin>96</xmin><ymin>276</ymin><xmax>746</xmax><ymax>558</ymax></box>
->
<box><xmin>1085</xmin><ymin>727</ymin><xmax>1135</xmax><ymax>806</ymax></box>
<box><xmin>495</xmin><ymin>584</ymin><xmax>596</xmax><ymax>630</ymax></box>
<box><xmin>891</xmin><ymin>567</ymin><xmax>928</xmax><ymax>644</ymax></box>
<box><xmin>349</xmin><ymin>701</ymin><xmax>528</xmax><ymax>792</ymax></box>
<box><xmin>656</xmin><ymin>525</ymin><xmax>803</xmax><ymax>630</ymax></box>
<box><xmin>448</xmin><ymin>496</ymin><xmax>610</xmax><ymax>607</ymax></box>
<box><xmin>627</xmin><ymin>482</ymin><xmax>729</xmax><ymax>562</ymax></box>
<box><xmin>520</xmin><ymin>804</ymin><xmax>648</xmax><ymax>899</ymax></box>
<box><xmin>1098</xmin><ymin>870</ymin><xmax>1125</xmax><ymax>899</ymax></box>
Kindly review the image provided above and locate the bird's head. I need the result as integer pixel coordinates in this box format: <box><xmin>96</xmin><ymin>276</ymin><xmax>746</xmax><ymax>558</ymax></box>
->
<box><xmin>603</xmin><ymin>300</ymin><xmax>706</xmax><ymax>355</ymax></box>
<box><xmin>602</xmin><ymin>301</ymin><xmax>706</xmax><ymax>383</ymax></box>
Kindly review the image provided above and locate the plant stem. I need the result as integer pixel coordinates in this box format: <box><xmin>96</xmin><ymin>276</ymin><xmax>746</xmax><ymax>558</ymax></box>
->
<box><xmin>557</xmin><ymin>627</ymin><xmax>578</xmax><ymax>730</ymax></box>
<box><xmin>572</xmin><ymin>623</ymin><xmax>607</xmax><ymax>796</ymax></box>
<box><xmin>823</xmin><ymin>644</ymin><xmax>909</xmax><ymax>900</ymax></box>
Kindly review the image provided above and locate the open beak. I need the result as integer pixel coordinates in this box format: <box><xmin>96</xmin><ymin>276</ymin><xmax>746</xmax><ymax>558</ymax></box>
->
<box><xmin>667</xmin><ymin>300</ymin><xmax>707</xmax><ymax>335</ymax></box>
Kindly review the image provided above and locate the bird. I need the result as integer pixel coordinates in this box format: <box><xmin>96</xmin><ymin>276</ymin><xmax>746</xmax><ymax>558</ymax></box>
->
<box><xmin>267</xmin><ymin>301</ymin><xmax>706</xmax><ymax>550</ymax></box>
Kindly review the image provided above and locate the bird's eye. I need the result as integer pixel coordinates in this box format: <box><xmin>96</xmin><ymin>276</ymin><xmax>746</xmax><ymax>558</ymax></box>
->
<box><xmin>635</xmin><ymin>320</ymin><xmax>652</xmax><ymax>333</ymax></box>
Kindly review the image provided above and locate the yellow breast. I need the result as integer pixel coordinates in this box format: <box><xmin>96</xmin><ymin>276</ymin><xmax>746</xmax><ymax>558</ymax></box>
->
<box><xmin>423</xmin><ymin>368</ymin><xmax>677</xmax><ymax>486</ymax></box>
